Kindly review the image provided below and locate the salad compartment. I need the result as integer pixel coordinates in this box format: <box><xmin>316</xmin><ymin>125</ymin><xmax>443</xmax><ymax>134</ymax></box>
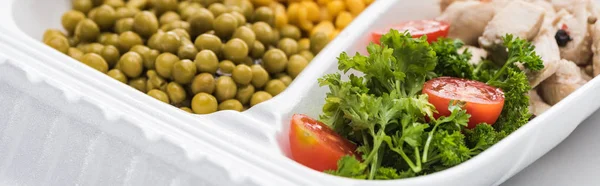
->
<box><xmin>263</xmin><ymin>0</ymin><xmax>600</xmax><ymax>185</ymax></box>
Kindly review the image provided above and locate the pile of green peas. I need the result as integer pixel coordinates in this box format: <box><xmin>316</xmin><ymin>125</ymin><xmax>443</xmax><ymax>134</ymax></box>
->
<box><xmin>43</xmin><ymin>0</ymin><xmax>330</xmax><ymax>114</ymax></box>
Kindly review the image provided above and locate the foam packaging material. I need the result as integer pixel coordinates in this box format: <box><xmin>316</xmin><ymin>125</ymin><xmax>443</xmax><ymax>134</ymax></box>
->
<box><xmin>1</xmin><ymin>0</ymin><xmax>599</xmax><ymax>185</ymax></box>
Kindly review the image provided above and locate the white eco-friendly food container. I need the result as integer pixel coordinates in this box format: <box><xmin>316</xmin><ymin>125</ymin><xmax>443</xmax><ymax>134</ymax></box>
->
<box><xmin>0</xmin><ymin>0</ymin><xmax>599</xmax><ymax>185</ymax></box>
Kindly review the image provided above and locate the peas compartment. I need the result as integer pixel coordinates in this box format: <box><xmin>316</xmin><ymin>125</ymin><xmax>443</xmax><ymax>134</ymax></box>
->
<box><xmin>41</xmin><ymin>0</ymin><xmax>373</xmax><ymax>115</ymax></box>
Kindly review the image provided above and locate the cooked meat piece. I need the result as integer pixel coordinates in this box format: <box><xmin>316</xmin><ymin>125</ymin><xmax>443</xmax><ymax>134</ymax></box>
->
<box><xmin>437</xmin><ymin>1</ymin><xmax>500</xmax><ymax>45</ymax></box>
<box><xmin>551</xmin><ymin>0</ymin><xmax>598</xmax><ymax>14</ymax></box>
<box><xmin>531</xmin><ymin>0</ymin><xmax>557</xmax><ymax>26</ymax></box>
<box><xmin>440</xmin><ymin>0</ymin><xmax>473</xmax><ymax>12</ymax></box>
<box><xmin>527</xmin><ymin>26</ymin><xmax>561</xmax><ymax>87</ymax></box>
<box><xmin>584</xmin><ymin>64</ymin><xmax>594</xmax><ymax>77</ymax></box>
<box><xmin>528</xmin><ymin>59</ymin><xmax>560</xmax><ymax>88</ymax></box>
<box><xmin>529</xmin><ymin>89</ymin><xmax>552</xmax><ymax>116</ymax></box>
<box><xmin>539</xmin><ymin>59</ymin><xmax>588</xmax><ymax>105</ymax></box>
<box><xmin>581</xmin><ymin>66</ymin><xmax>593</xmax><ymax>81</ymax></box>
<box><xmin>591</xmin><ymin>20</ymin><xmax>600</xmax><ymax>76</ymax></box>
<box><xmin>479</xmin><ymin>0</ymin><xmax>546</xmax><ymax>50</ymax></box>
<box><xmin>550</xmin><ymin>0</ymin><xmax>574</xmax><ymax>12</ymax></box>
<box><xmin>558</xmin><ymin>0</ymin><xmax>594</xmax><ymax>65</ymax></box>
<box><xmin>460</xmin><ymin>45</ymin><xmax>488</xmax><ymax>65</ymax></box>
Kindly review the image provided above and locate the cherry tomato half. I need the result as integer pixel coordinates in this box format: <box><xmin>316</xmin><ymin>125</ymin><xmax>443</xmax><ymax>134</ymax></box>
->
<box><xmin>371</xmin><ymin>20</ymin><xmax>450</xmax><ymax>44</ymax></box>
<box><xmin>289</xmin><ymin>114</ymin><xmax>357</xmax><ymax>172</ymax></box>
<box><xmin>423</xmin><ymin>77</ymin><xmax>505</xmax><ymax>128</ymax></box>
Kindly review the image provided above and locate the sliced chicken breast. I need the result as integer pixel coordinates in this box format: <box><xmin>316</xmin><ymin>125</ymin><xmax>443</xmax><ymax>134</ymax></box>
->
<box><xmin>558</xmin><ymin>0</ymin><xmax>594</xmax><ymax>65</ymax></box>
<box><xmin>460</xmin><ymin>45</ymin><xmax>488</xmax><ymax>65</ymax></box>
<box><xmin>539</xmin><ymin>59</ymin><xmax>588</xmax><ymax>105</ymax></box>
<box><xmin>527</xmin><ymin>25</ymin><xmax>561</xmax><ymax>88</ymax></box>
<box><xmin>529</xmin><ymin>89</ymin><xmax>552</xmax><ymax>116</ymax></box>
<box><xmin>479</xmin><ymin>0</ymin><xmax>546</xmax><ymax>50</ymax></box>
<box><xmin>437</xmin><ymin>1</ymin><xmax>501</xmax><ymax>45</ymax></box>
<box><xmin>591</xmin><ymin>19</ymin><xmax>600</xmax><ymax>76</ymax></box>
<box><xmin>440</xmin><ymin>0</ymin><xmax>474</xmax><ymax>12</ymax></box>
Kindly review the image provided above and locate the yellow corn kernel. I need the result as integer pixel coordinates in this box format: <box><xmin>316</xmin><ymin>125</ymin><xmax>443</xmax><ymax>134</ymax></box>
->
<box><xmin>298</xmin><ymin>5</ymin><xmax>314</xmax><ymax>31</ymax></box>
<box><xmin>329</xmin><ymin>29</ymin><xmax>340</xmax><ymax>40</ymax></box>
<box><xmin>274</xmin><ymin>12</ymin><xmax>289</xmax><ymax>28</ymax></box>
<box><xmin>317</xmin><ymin>0</ymin><xmax>331</xmax><ymax>6</ymax></box>
<box><xmin>298</xmin><ymin>38</ymin><xmax>310</xmax><ymax>51</ymax></box>
<box><xmin>320</xmin><ymin>7</ymin><xmax>333</xmax><ymax>21</ymax></box>
<box><xmin>335</xmin><ymin>11</ymin><xmax>353</xmax><ymax>29</ymax></box>
<box><xmin>363</xmin><ymin>0</ymin><xmax>374</xmax><ymax>5</ymax></box>
<box><xmin>326</xmin><ymin>0</ymin><xmax>346</xmax><ymax>18</ymax></box>
<box><xmin>287</xmin><ymin>3</ymin><xmax>301</xmax><ymax>24</ymax></box>
<box><xmin>302</xmin><ymin>1</ymin><xmax>320</xmax><ymax>22</ymax></box>
<box><xmin>269</xmin><ymin>2</ymin><xmax>286</xmax><ymax>14</ymax></box>
<box><xmin>345</xmin><ymin>0</ymin><xmax>365</xmax><ymax>16</ymax></box>
<box><xmin>311</xmin><ymin>21</ymin><xmax>335</xmax><ymax>37</ymax></box>
<box><xmin>252</xmin><ymin>0</ymin><xmax>273</xmax><ymax>7</ymax></box>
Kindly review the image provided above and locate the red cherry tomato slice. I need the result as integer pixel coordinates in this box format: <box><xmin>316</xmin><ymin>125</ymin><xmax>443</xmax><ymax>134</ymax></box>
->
<box><xmin>372</xmin><ymin>20</ymin><xmax>450</xmax><ymax>44</ymax></box>
<box><xmin>289</xmin><ymin>114</ymin><xmax>357</xmax><ymax>171</ymax></box>
<box><xmin>423</xmin><ymin>77</ymin><xmax>505</xmax><ymax>128</ymax></box>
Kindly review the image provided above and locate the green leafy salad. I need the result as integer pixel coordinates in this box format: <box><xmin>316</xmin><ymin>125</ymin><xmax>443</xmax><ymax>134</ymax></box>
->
<box><xmin>312</xmin><ymin>30</ymin><xmax>543</xmax><ymax>179</ymax></box>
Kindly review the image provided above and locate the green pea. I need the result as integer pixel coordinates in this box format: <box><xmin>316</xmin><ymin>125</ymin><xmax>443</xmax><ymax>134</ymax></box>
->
<box><xmin>155</xmin><ymin>53</ymin><xmax>180</xmax><ymax>79</ymax></box>
<box><xmin>194</xmin><ymin>34</ymin><xmax>222</xmax><ymax>55</ymax></box>
<box><xmin>73</xmin><ymin>0</ymin><xmax>93</xmax><ymax>14</ymax></box>
<box><xmin>236</xmin><ymin>84</ymin><xmax>255</xmax><ymax>105</ymax></box>
<box><xmin>147</xmin><ymin>89</ymin><xmax>170</xmax><ymax>103</ymax></box>
<box><xmin>251</xmin><ymin>41</ymin><xmax>265</xmax><ymax>59</ymax></box>
<box><xmin>190</xmin><ymin>73</ymin><xmax>216</xmax><ymax>94</ymax></box>
<box><xmin>101</xmin><ymin>45</ymin><xmax>121</xmax><ymax>68</ymax></box>
<box><xmin>191</xmin><ymin>92</ymin><xmax>218</xmax><ymax>114</ymax></box>
<box><xmin>61</xmin><ymin>10</ymin><xmax>87</xmax><ymax>34</ymax></box>
<box><xmin>188</xmin><ymin>8</ymin><xmax>215</xmax><ymax>37</ymax></box>
<box><xmin>153</xmin><ymin>0</ymin><xmax>178</xmax><ymax>16</ymax></box>
<box><xmin>68</xmin><ymin>47</ymin><xmax>85</xmax><ymax>61</ymax></box>
<box><xmin>80</xmin><ymin>53</ymin><xmax>109</xmax><ymax>73</ymax></box>
<box><xmin>250</xmin><ymin>64</ymin><xmax>269</xmax><ymax>88</ymax></box>
<box><xmin>44</xmin><ymin>35</ymin><xmax>70</xmax><ymax>54</ymax></box>
<box><xmin>98</xmin><ymin>33</ymin><xmax>120</xmax><ymax>46</ymax></box>
<box><xmin>262</xmin><ymin>48</ymin><xmax>288</xmax><ymax>74</ymax></box>
<box><xmin>178</xmin><ymin>44</ymin><xmax>199</xmax><ymax>60</ymax></box>
<box><xmin>129</xmin><ymin>77</ymin><xmax>147</xmax><ymax>92</ymax></box>
<box><xmin>107</xmin><ymin>69</ymin><xmax>128</xmax><ymax>83</ymax></box>
<box><xmin>277</xmin><ymin>38</ymin><xmax>299</xmax><ymax>57</ymax></box>
<box><xmin>166</xmin><ymin>82</ymin><xmax>187</xmax><ymax>104</ymax></box>
<box><xmin>213</xmin><ymin>13</ymin><xmax>238</xmax><ymax>39</ymax></box>
<box><xmin>89</xmin><ymin>5</ymin><xmax>117</xmax><ymax>30</ymax></box>
<box><xmin>232</xmin><ymin>64</ymin><xmax>253</xmax><ymax>85</ymax></box>
<box><xmin>118</xmin><ymin>52</ymin><xmax>144</xmax><ymax>78</ymax></box>
<box><xmin>172</xmin><ymin>59</ymin><xmax>198</xmax><ymax>84</ymax></box>
<box><xmin>218</xmin><ymin>60</ymin><xmax>235</xmax><ymax>74</ymax></box>
<box><xmin>118</xmin><ymin>31</ymin><xmax>143</xmax><ymax>53</ymax></box>
<box><xmin>287</xmin><ymin>54</ymin><xmax>308</xmax><ymax>78</ymax></box>
<box><xmin>223</xmin><ymin>38</ymin><xmax>248</xmax><ymax>62</ymax></box>
<box><xmin>180</xmin><ymin>107</ymin><xmax>193</xmax><ymax>113</ymax></box>
<box><xmin>159</xmin><ymin>11</ymin><xmax>181</xmax><ymax>25</ymax></box>
<box><xmin>215</xmin><ymin>76</ymin><xmax>237</xmax><ymax>102</ymax></box>
<box><xmin>194</xmin><ymin>50</ymin><xmax>219</xmax><ymax>74</ymax></box>
<box><xmin>133</xmin><ymin>11</ymin><xmax>159</xmax><ymax>38</ymax></box>
<box><xmin>264</xmin><ymin>79</ymin><xmax>286</xmax><ymax>96</ymax></box>
<box><xmin>75</xmin><ymin>19</ymin><xmax>100</xmax><ymax>42</ymax></box>
<box><xmin>218</xmin><ymin>99</ymin><xmax>243</xmax><ymax>111</ymax></box>
<box><xmin>232</xmin><ymin>26</ymin><xmax>256</xmax><ymax>49</ymax></box>
<box><xmin>250</xmin><ymin>91</ymin><xmax>272</xmax><ymax>106</ymax></box>
<box><xmin>115</xmin><ymin>18</ymin><xmax>134</xmax><ymax>34</ymax></box>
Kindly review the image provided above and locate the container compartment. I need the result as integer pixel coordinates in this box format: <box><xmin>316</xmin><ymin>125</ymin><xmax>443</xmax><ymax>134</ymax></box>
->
<box><xmin>1</xmin><ymin>0</ymin><xmax>600</xmax><ymax>186</ymax></box>
<box><xmin>0</xmin><ymin>39</ymin><xmax>302</xmax><ymax>186</ymax></box>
